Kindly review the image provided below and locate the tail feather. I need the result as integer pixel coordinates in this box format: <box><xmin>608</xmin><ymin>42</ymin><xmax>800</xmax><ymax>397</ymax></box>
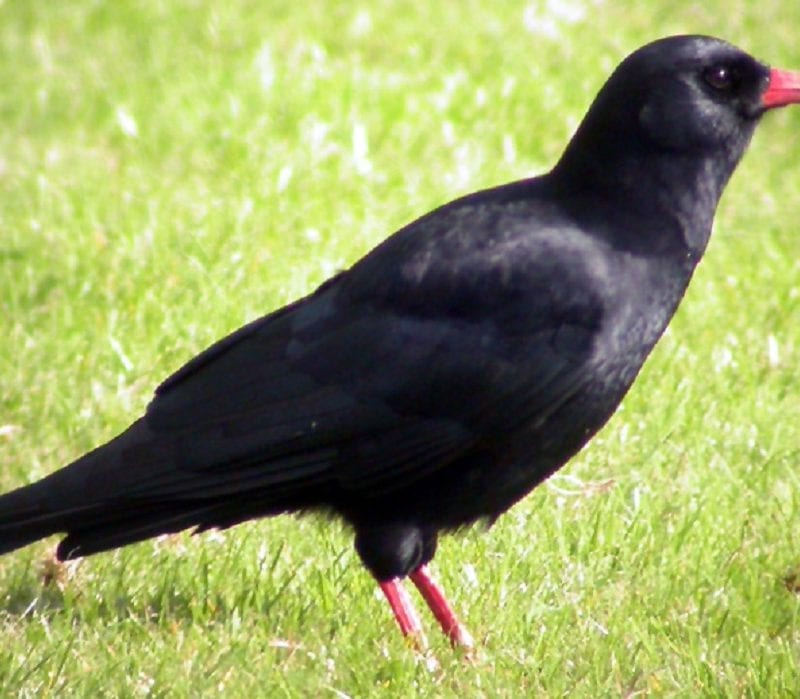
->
<box><xmin>0</xmin><ymin>416</ymin><xmax>328</xmax><ymax>561</ymax></box>
<box><xmin>0</xmin><ymin>418</ymin><xmax>202</xmax><ymax>559</ymax></box>
<box><xmin>56</xmin><ymin>504</ymin><xmax>215</xmax><ymax>560</ymax></box>
<box><xmin>0</xmin><ymin>489</ymin><xmax>98</xmax><ymax>556</ymax></box>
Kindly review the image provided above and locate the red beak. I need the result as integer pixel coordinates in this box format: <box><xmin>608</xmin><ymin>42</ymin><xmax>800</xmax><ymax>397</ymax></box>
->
<box><xmin>762</xmin><ymin>68</ymin><xmax>800</xmax><ymax>109</ymax></box>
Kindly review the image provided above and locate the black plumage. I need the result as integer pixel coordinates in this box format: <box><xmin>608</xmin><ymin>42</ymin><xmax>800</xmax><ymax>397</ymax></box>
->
<box><xmin>2</xmin><ymin>35</ymin><xmax>799</xmax><ymax>647</ymax></box>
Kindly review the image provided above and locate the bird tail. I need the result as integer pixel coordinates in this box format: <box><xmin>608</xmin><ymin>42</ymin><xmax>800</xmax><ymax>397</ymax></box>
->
<box><xmin>0</xmin><ymin>419</ymin><xmax>209</xmax><ymax>560</ymax></box>
<box><xmin>0</xmin><ymin>480</ymin><xmax>76</xmax><ymax>557</ymax></box>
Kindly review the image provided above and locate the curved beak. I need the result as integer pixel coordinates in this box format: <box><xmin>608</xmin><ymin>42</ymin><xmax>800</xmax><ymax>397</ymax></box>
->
<box><xmin>762</xmin><ymin>68</ymin><xmax>800</xmax><ymax>109</ymax></box>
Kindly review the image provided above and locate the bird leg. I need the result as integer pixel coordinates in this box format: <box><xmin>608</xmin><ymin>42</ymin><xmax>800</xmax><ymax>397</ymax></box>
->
<box><xmin>409</xmin><ymin>565</ymin><xmax>474</xmax><ymax>648</ymax></box>
<box><xmin>379</xmin><ymin>578</ymin><xmax>428</xmax><ymax>649</ymax></box>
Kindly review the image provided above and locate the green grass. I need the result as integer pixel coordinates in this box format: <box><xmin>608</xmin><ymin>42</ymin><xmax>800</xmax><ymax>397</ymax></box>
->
<box><xmin>1</xmin><ymin>0</ymin><xmax>800</xmax><ymax>695</ymax></box>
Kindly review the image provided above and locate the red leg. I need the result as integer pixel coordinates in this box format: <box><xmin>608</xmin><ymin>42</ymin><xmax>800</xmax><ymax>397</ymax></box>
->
<box><xmin>409</xmin><ymin>565</ymin><xmax>474</xmax><ymax>648</ymax></box>
<box><xmin>379</xmin><ymin>578</ymin><xmax>428</xmax><ymax>648</ymax></box>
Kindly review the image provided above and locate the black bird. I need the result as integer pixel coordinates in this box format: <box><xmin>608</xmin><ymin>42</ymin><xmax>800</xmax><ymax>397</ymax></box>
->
<box><xmin>1</xmin><ymin>35</ymin><xmax>799</xmax><ymax>648</ymax></box>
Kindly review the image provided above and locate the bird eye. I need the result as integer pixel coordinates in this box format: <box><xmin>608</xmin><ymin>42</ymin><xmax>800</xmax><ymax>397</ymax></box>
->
<box><xmin>703</xmin><ymin>64</ymin><xmax>740</xmax><ymax>92</ymax></box>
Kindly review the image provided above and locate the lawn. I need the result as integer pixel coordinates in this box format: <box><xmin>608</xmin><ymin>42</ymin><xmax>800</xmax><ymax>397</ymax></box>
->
<box><xmin>1</xmin><ymin>0</ymin><xmax>799</xmax><ymax>696</ymax></box>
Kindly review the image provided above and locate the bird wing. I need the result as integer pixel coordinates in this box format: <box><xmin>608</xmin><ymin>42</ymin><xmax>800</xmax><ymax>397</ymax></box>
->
<box><xmin>141</xmin><ymin>190</ymin><xmax>605</xmax><ymax>500</ymax></box>
<box><xmin>142</xmin><ymin>297</ymin><xmax>481</xmax><ymax>499</ymax></box>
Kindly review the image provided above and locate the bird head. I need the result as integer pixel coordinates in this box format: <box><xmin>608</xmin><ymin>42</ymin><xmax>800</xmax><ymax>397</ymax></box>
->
<box><xmin>557</xmin><ymin>36</ymin><xmax>800</xmax><ymax>169</ymax></box>
<box><xmin>551</xmin><ymin>36</ymin><xmax>800</xmax><ymax>256</ymax></box>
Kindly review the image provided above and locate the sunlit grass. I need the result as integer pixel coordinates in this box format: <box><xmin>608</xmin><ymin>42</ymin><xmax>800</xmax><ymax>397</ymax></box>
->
<box><xmin>1</xmin><ymin>1</ymin><xmax>800</xmax><ymax>695</ymax></box>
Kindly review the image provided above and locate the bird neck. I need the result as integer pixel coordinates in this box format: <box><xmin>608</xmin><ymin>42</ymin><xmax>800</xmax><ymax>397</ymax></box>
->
<box><xmin>550</xmin><ymin>138</ymin><xmax>739</xmax><ymax>260</ymax></box>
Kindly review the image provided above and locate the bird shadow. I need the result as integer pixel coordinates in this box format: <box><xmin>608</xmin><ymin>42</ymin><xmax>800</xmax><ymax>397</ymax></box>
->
<box><xmin>0</xmin><ymin>548</ymin><xmax>306</xmax><ymax>628</ymax></box>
